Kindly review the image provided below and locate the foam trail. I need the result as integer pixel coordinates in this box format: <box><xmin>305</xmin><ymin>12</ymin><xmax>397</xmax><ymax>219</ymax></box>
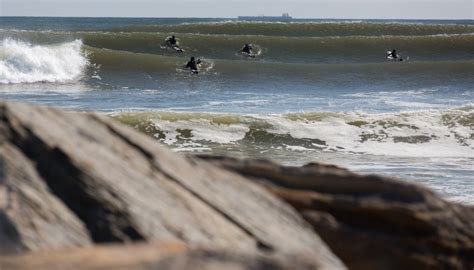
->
<box><xmin>0</xmin><ymin>39</ymin><xmax>88</xmax><ymax>84</ymax></box>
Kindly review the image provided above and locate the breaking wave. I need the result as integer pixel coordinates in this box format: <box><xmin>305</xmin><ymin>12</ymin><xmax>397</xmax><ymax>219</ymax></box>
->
<box><xmin>0</xmin><ymin>39</ymin><xmax>88</xmax><ymax>84</ymax></box>
<box><xmin>112</xmin><ymin>107</ymin><xmax>474</xmax><ymax>158</ymax></box>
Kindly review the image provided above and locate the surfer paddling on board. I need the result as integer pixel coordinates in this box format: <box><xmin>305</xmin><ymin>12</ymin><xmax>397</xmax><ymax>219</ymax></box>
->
<box><xmin>186</xmin><ymin>56</ymin><xmax>201</xmax><ymax>74</ymax></box>
<box><xmin>387</xmin><ymin>49</ymin><xmax>398</xmax><ymax>59</ymax></box>
<box><xmin>386</xmin><ymin>49</ymin><xmax>408</xmax><ymax>61</ymax></box>
<box><xmin>240</xmin><ymin>43</ymin><xmax>255</xmax><ymax>58</ymax></box>
<box><xmin>164</xmin><ymin>35</ymin><xmax>184</xmax><ymax>53</ymax></box>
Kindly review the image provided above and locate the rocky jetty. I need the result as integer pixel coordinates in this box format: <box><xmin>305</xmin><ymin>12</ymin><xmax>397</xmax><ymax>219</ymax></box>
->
<box><xmin>0</xmin><ymin>101</ymin><xmax>473</xmax><ymax>269</ymax></box>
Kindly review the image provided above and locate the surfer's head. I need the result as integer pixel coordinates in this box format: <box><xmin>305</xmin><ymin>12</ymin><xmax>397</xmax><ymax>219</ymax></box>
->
<box><xmin>190</xmin><ymin>56</ymin><xmax>195</xmax><ymax>61</ymax></box>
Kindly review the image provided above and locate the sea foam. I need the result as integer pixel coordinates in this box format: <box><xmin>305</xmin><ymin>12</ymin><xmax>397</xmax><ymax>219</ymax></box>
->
<box><xmin>0</xmin><ymin>39</ymin><xmax>88</xmax><ymax>84</ymax></box>
<box><xmin>113</xmin><ymin>108</ymin><xmax>474</xmax><ymax>158</ymax></box>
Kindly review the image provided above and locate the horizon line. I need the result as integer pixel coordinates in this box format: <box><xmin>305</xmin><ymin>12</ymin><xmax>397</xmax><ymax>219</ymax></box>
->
<box><xmin>1</xmin><ymin>15</ymin><xmax>473</xmax><ymax>21</ymax></box>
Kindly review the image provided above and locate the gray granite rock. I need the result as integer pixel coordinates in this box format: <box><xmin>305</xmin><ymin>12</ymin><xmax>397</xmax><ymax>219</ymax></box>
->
<box><xmin>0</xmin><ymin>101</ymin><xmax>345</xmax><ymax>269</ymax></box>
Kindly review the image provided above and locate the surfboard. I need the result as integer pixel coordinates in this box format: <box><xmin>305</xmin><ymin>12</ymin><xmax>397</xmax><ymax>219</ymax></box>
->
<box><xmin>243</xmin><ymin>52</ymin><xmax>256</xmax><ymax>58</ymax></box>
<box><xmin>174</xmin><ymin>47</ymin><xmax>184</xmax><ymax>53</ymax></box>
<box><xmin>161</xmin><ymin>43</ymin><xmax>184</xmax><ymax>53</ymax></box>
<box><xmin>387</xmin><ymin>52</ymin><xmax>409</xmax><ymax>61</ymax></box>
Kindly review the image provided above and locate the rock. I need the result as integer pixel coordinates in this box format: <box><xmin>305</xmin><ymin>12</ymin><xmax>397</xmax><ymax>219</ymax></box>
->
<box><xmin>0</xmin><ymin>101</ymin><xmax>345</xmax><ymax>269</ymax></box>
<box><xmin>0</xmin><ymin>144</ymin><xmax>92</xmax><ymax>254</ymax></box>
<box><xmin>0</xmin><ymin>241</ymin><xmax>186</xmax><ymax>270</ymax></box>
<box><xmin>0</xmin><ymin>241</ymin><xmax>321</xmax><ymax>270</ymax></box>
<box><xmin>199</xmin><ymin>155</ymin><xmax>474</xmax><ymax>270</ymax></box>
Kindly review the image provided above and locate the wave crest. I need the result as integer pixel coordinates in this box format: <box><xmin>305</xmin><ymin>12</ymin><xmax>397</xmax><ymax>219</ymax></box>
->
<box><xmin>0</xmin><ymin>39</ymin><xmax>88</xmax><ymax>84</ymax></box>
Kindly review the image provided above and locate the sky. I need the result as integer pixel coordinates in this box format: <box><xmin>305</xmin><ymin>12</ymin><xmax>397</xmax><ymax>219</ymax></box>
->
<box><xmin>1</xmin><ymin>0</ymin><xmax>472</xmax><ymax>19</ymax></box>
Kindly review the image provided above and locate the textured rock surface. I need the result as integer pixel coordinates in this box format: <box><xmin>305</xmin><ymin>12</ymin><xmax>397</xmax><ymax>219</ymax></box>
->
<box><xmin>0</xmin><ymin>101</ymin><xmax>344</xmax><ymax>269</ymax></box>
<box><xmin>200</xmin><ymin>156</ymin><xmax>474</xmax><ymax>270</ymax></box>
<box><xmin>0</xmin><ymin>144</ymin><xmax>92</xmax><ymax>253</ymax></box>
<box><xmin>3</xmin><ymin>100</ymin><xmax>472</xmax><ymax>270</ymax></box>
<box><xmin>0</xmin><ymin>241</ymin><xmax>186</xmax><ymax>270</ymax></box>
<box><xmin>0</xmin><ymin>241</ymin><xmax>320</xmax><ymax>270</ymax></box>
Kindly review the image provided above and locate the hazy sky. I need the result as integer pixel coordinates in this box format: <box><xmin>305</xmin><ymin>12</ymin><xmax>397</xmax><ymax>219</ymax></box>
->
<box><xmin>1</xmin><ymin>0</ymin><xmax>472</xmax><ymax>19</ymax></box>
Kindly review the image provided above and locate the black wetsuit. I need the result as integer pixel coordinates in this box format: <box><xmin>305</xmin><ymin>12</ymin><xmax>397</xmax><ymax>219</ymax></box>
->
<box><xmin>186</xmin><ymin>58</ymin><xmax>201</xmax><ymax>73</ymax></box>
<box><xmin>186</xmin><ymin>60</ymin><xmax>197</xmax><ymax>70</ymax></box>
<box><xmin>242</xmin><ymin>44</ymin><xmax>252</xmax><ymax>54</ymax></box>
<box><xmin>166</xmin><ymin>36</ymin><xmax>177</xmax><ymax>46</ymax></box>
<box><xmin>389</xmin><ymin>50</ymin><xmax>398</xmax><ymax>59</ymax></box>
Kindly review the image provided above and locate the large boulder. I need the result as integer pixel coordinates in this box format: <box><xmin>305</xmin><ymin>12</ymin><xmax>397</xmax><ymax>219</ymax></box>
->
<box><xmin>0</xmin><ymin>101</ymin><xmax>344</xmax><ymax>269</ymax></box>
<box><xmin>200</xmin><ymin>156</ymin><xmax>474</xmax><ymax>270</ymax></box>
<box><xmin>0</xmin><ymin>241</ymin><xmax>321</xmax><ymax>270</ymax></box>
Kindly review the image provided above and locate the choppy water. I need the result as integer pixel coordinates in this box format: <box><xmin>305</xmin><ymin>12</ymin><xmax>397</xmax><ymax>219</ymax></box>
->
<box><xmin>0</xmin><ymin>17</ymin><xmax>473</xmax><ymax>204</ymax></box>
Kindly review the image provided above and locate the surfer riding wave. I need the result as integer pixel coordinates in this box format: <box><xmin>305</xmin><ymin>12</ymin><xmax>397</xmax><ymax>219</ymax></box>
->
<box><xmin>164</xmin><ymin>35</ymin><xmax>184</xmax><ymax>53</ymax></box>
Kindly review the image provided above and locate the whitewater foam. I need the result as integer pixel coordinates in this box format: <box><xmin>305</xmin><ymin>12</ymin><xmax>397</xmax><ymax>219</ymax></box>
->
<box><xmin>0</xmin><ymin>39</ymin><xmax>88</xmax><ymax>84</ymax></box>
<box><xmin>113</xmin><ymin>108</ymin><xmax>474</xmax><ymax>158</ymax></box>
<box><xmin>153</xmin><ymin>118</ymin><xmax>249</xmax><ymax>145</ymax></box>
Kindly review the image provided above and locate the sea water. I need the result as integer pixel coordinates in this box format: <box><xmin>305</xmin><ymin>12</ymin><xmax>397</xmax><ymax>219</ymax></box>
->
<box><xmin>0</xmin><ymin>17</ymin><xmax>473</xmax><ymax>203</ymax></box>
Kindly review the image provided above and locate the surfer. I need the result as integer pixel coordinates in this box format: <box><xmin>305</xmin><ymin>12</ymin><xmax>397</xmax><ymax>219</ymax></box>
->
<box><xmin>387</xmin><ymin>49</ymin><xmax>398</xmax><ymax>59</ymax></box>
<box><xmin>164</xmin><ymin>35</ymin><xmax>183</xmax><ymax>53</ymax></box>
<box><xmin>241</xmin><ymin>43</ymin><xmax>255</xmax><ymax>57</ymax></box>
<box><xmin>241</xmin><ymin>44</ymin><xmax>252</xmax><ymax>54</ymax></box>
<box><xmin>165</xmin><ymin>35</ymin><xmax>177</xmax><ymax>46</ymax></box>
<box><xmin>386</xmin><ymin>49</ymin><xmax>408</xmax><ymax>61</ymax></box>
<box><xmin>186</xmin><ymin>56</ymin><xmax>201</xmax><ymax>74</ymax></box>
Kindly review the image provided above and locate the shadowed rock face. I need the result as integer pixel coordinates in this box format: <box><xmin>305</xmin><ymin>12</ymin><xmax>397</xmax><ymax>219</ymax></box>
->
<box><xmin>0</xmin><ymin>143</ymin><xmax>92</xmax><ymax>253</ymax></box>
<box><xmin>199</xmin><ymin>156</ymin><xmax>474</xmax><ymax>270</ymax></box>
<box><xmin>0</xmin><ymin>101</ymin><xmax>345</xmax><ymax>269</ymax></box>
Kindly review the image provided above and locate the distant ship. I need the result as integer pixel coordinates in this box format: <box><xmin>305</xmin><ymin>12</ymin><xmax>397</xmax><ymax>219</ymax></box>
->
<box><xmin>238</xmin><ymin>13</ymin><xmax>293</xmax><ymax>22</ymax></box>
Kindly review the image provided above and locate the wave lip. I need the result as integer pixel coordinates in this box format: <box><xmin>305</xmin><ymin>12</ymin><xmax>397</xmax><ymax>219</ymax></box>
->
<box><xmin>0</xmin><ymin>39</ymin><xmax>88</xmax><ymax>84</ymax></box>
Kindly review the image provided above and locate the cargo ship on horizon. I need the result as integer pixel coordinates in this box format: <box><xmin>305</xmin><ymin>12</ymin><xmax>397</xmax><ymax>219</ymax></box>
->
<box><xmin>238</xmin><ymin>13</ymin><xmax>293</xmax><ymax>22</ymax></box>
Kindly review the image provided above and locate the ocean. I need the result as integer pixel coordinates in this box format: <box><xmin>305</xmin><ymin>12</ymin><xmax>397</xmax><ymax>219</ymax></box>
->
<box><xmin>0</xmin><ymin>17</ymin><xmax>473</xmax><ymax>204</ymax></box>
